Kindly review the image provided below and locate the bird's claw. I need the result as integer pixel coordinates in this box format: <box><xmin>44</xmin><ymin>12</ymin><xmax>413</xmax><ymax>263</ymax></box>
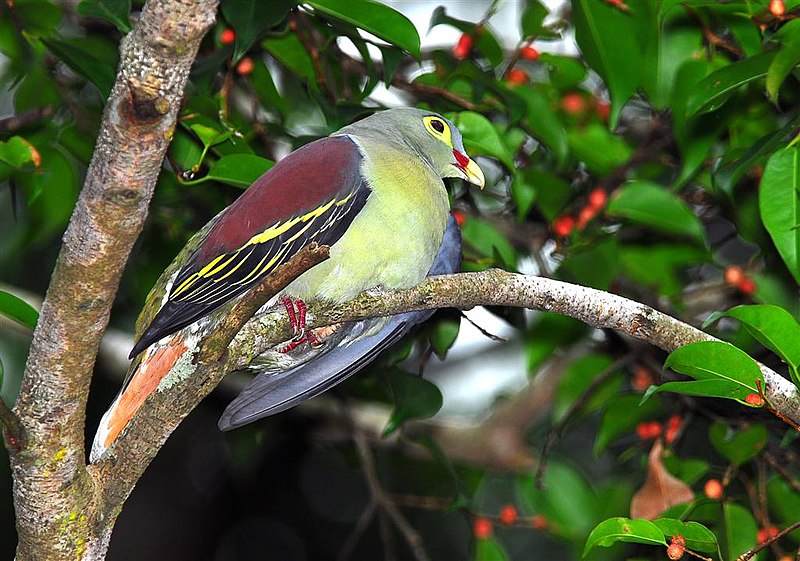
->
<box><xmin>278</xmin><ymin>295</ymin><xmax>319</xmax><ymax>352</ymax></box>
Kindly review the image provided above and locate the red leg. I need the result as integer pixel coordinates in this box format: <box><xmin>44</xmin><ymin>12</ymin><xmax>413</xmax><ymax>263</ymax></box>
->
<box><xmin>278</xmin><ymin>295</ymin><xmax>312</xmax><ymax>353</ymax></box>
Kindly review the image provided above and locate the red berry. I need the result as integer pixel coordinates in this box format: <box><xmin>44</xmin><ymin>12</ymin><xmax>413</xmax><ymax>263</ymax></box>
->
<box><xmin>473</xmin><ymin>517</ymin><xmax>493</xmax><ymax>539</ymax></box>
<box><xmin>236</xmin><ymin>57</ymin><xmax>254</xmax><ymax>75</ymax></box>
<box><xmin>666</xmin><ymin>542</ymin><xmax>685</xmax><ymax>560</ymax></box>
<box><xmin>770</xmin><ymin>0</ymin><xmax>786</xmax><ymax>17</ymax></box>
<box><xmin>499</xmin><ymin>504</ymin><xmax>518</xmax><ymax>525</ymax></box>
<box><xmin>576</xmin><ymin>205</ymin><xmax>598</xmax><ymax>230</ymax></box>
<box><xmin>587</xmin><ymin>188</ymin><xmax>607</xmax><ymax>210</ymax></box>
<box><xmin>453</xmin><ymin>34</ymin><xmax>473</xmax><ymax>60</ymax></box>
<box><xmin>594</xmin><ymin>99</ymin><xmax>610</xmax><ymax>121</ymax></box>
<box><xmin>631</xmin><ymin>366</ymin><xmax>653</xmax><ymax>392</ymax></box>
<box><xmin>220</xmin><ymin>28</ymin><xmax>235</xmax><ymax>45</ymax></box>
<box><xmin>561</xmin><ymin>93</ymin><xmax>586</xmax><ymax>115</ymax></box>
<box><xmin>737</xmin><ymin>277</ymin><xmax>757</xmax><ymax>295</ymax></box>
<box><xmin>635</xmin><ymin>421</ymin><xmax>662</xmax><ymax>440</ymax></box>
<box><xmin>519</xmin><ymin>45</ymin><xmax>540</xmax><ymax>60</ymax></box>
<box><xmin>723</xmin><ymin>265</ymin><xmax>745</xmax><ymax>287</ymax></box>
<box><xmin>664</xmin><ymin>415</ymin><xmax>682</xmax><ymax>444</ymax></box>
<box><xmin>531</xmin><ymin>515</ymin><xmax>548</xmax><ymax>530</ymax></box>
<box><xmin>452</xmin><ymin>209</ymin><xmax>466</xmax><ymax>227</ymax></box>
<box><xmin>671</xmin><ymin>535</ymin><xmax>686</xmax><ymax>548</ymax></box>
<box><xmin>704</xmin><ymin>479</ymin><xmax>723</xmax><ymax>499</ymax></box>
<box><xmin>552</xmin><ymin>215</ymin><xmax>575</xmax><ymax>238</ymax></box>
<box><xmin>506</xmin><ymin>68</ymin><xmax>529</xmax><ymax>85</ymax></box>
<box><xmin>757</xmin><ymin>526</ymin><xmax>779</xmax><ymax>544</ymax></box>
<box><xmin>744</xmin><ymin>393</ymin><xmax>764</xmax><ymax>407</ymax></box>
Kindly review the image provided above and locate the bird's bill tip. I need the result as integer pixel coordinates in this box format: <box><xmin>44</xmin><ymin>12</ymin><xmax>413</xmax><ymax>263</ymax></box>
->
<box><xmin>463</xmin><ymin>156</ymin><xmax>485</xmax><ymax>189</ymax></box>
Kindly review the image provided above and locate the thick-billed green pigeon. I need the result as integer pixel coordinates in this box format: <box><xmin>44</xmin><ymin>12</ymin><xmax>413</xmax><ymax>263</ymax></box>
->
<box><xmin>91</xmin><ymin>107</ymin><xmax>484</xmax><ymax>461</ymax></box>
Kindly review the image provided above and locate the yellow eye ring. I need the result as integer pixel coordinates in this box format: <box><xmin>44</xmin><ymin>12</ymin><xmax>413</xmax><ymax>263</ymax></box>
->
<box><xmin>423</xmin><ymin>116</ymin><xmax>453</xmax><ymax>148</ymax></box>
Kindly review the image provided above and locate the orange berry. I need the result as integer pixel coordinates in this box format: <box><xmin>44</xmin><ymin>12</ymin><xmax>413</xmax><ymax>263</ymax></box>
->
<box><xmin>757</xmin><ymin>526</ymin><xmax>779</xmax><ymax>544</ymax></box>
<box><xmin>561</xmin><ymin>92</ymin><xmax>586</xmax><ymax>115</ymax></box>
<box><xmin>552</xmin><ymin>215</ymin><xmax>575</xmax><ymax>238</ymax></box>
<box><xmin>531</xmin><ymin>514</ymin><xmax>548</xmax><ymax>530</ymax></box>
<box><xmin>519</xmin><ymin>45</ymin><xmax>540</xmax><ymax>60</ymax></box>
<box><xmin>576</xmin><ymin>205</ymin><xmax>598</xmax><ymax>230</ymax></box>
<box><xmin>671</xmin><ymin>535</ymin><xmax>686</xmax><ymax>547</ymax></box>
<box><xmin>770</xmin><ymin>0</ymin><xmax>786</xmax><ymax>17</ymax></box>
<box><xmin>664</xmin><ymin>415</ymin><xmax>682</xmax><ymax>444</ymax></box>
<box><xmin>704</xmin><ymin>479</ymin><xmax>723</xmax><ymax>499</ymax></box>
<box><xmin>588</xmin><ymin>188</ymin><xmax>607</xmax><ymax>210</ymax></box>
<box><xmin>499</xmin><ymin>504</ymin><xmax>518</xmax><ymax>525</ymax></box>
<box><xmin>594</xmin><ymin>99</ymin><xmax>610</xmax><ymax>121</ymax></box>
<box><xmin>723</xmin><ymin>265</ymin><xmax>745</xmax><ymax>287</ymax></box>
<box><xmin>667</xmin><ymin>542</ymin><xmax>685</xmax><ymax>560</ymax></box>
<box><xmin>737</xmin><ymin>277</ymin><xmax>757</xmax><ymax>295</ymax></box>
<box><xmin>452</xmin><ymin>209</ymin><xmax>466</xmax><ymax>227</ymax></box>
<box><xmin>473</xmin><ymin>517</ymin><xmax>493</xmax><ymax>539</ymax></box>
<box><xmin>506</xmin><ymin>67</ymin><xmax>529</xmax><ymax>85</ymax></box>
<box><xmin>631</xmin><ymin>366</ymin><xmax>653</xmax><ymax>393</ymax></box>
<box><xmin>636</xmin><ymin>421</ymin><xmax>662</xmax><ymax>440</ymax></box>
<box><xmin>744</xmin><ymin>393</ymin><xmax>764</xmax><ymax>407</ymax></box>
<box><xmin>220</xmin><ymin>28</ymin><xmax>235</xmax><ymax>45</ymax></box>
<box><xmin>236</xmin><ymin>57</ymin><xmax>254</xmax><ymax>75</ymax></box>
<box><xmin>453</xmin><ymin>34</ymin><xmax>473</xmax><ymax>60</ymax></box>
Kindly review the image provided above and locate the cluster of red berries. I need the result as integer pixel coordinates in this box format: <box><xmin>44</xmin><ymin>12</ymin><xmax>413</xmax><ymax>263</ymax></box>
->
<box><xmin>666</xmin><ymin>534</ymin><xmax>685</xmax><ymax>560</ymax></box>
<box><xmin>552</xmin><ymin>188</ymin><xmax>607</xmax><ymax>238</ymax></box>
<box><xmin>218</xmin><ymin>28</ymin><xmax>256</xmax><ymax>76</ymax></box>
<box><xmin>452</xmin><ymin>34</ymin><xmax>540</xmax><ymax>87</ymax></box>
<box><xmin>770</xmin><ymin>0</ymin><xmax>786</xmax><ymax>17</ymax></box>
<box><xmin>471</xmin><ymin>506</ymin><xmax>549</xmax><ymax>539</ymax></box>
<box><xmin>723</xmin><ymin>265</ymin><xmax>757</xmax><ymax>296</ymax></box>
<box><xmin>757</xmin><ymin>525</ymin><xmax>779</xmax><ymax>544</ymax></box>
<box><xmin>635</xmin><ymin>415</ymin><xmax>683</xmax><ymax>444</ymax></box>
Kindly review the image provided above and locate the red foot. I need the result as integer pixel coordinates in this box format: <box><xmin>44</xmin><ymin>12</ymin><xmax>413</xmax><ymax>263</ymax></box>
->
<box><xmin>278</xmin><ymin>296</ymin><xmax>319</xmax><ymax>352</ymax></box>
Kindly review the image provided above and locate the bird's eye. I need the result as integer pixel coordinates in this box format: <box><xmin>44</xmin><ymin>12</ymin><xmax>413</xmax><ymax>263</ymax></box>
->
<box><xmin>423</xmin><ymin>115</ymin><xmax>453</xmax><ymax>147</ymax></box>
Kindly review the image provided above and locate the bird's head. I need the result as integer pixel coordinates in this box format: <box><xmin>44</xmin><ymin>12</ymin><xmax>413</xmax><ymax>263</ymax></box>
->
<box><xmin>342</xmin><ymin>107</ymin><xmax>485</xmax><ymax>188</ymax></box>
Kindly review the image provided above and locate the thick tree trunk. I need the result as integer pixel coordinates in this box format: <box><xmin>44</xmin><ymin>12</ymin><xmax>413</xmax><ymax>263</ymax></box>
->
<box><xmin>7</xmin><ymin>1</ymin><xmax>217</xmax><ymax>559</ymax></box>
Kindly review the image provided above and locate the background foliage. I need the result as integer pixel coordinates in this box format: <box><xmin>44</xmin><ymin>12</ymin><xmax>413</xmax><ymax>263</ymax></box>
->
<box><xmin>1</xmin><ymin>0</ymin><xmax>800</xmax><ymax>559</ymax></box>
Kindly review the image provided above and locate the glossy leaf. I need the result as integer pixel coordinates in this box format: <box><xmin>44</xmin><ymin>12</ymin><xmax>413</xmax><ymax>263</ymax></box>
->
<box><xmin>77</xmin><ymin>0</ymin><xmax>131</xmax><ymax>33</ymax></box>
<box><xmin>709</xmin><ymin>422</ymin><xmax>767</xmax><ymax>467</ymax></box>
<box><xmin>685</xmin><ymin>51</ymin><xmax>775</xmax><ymax>117</ymax></box>
<box><xmin>307</xmin><ymin>0</ymin><xmax>420</xmax><ymax>57</ymax></box>
<box><xmin>221</xmin><ymin>0</ymin><xmax>291</xmax><ymax>62</ymax></box>
<box><xmin>583</xmin><ymin>517</ymin><xmax>666</xmax><ymax>557</ymax></box>
<box><xmin>183</xmin><ymin>154</ymin><xmax>273</xmax><ymax>188</ymax></box>
<box><xmin>0</xmin><ymin>136</ymin><xmax>35</xmax><ymax>168</ymax></box>
<box><xmin>41</xmin><ymin>38</ymin><xmax>115</xmax><ymax>97</ymax></box>
<box><xmin>553</xmin><ymin>354</ymin><xmax>622</xmax><ymax>423</ymax></box>
<box><xmin>566</xmin><ymin>123</ymin><xmax>632</xmax><ymax>177</ymax></box>
<box><xmin>759</xmin><ymin>147</ymin><xmax>800</xmax><ymax>284</ymax></box>
<box><xmin>594</xmin><ymin>395</ymin><xmax>663</xmax><ymax>456</ymax></box>
<box><xmin>474</xmin><ymin>538</ymin><xmax>508</xmax><ymax>561</ymax></box>
<box><xmin>0</xmin><ymin>290</ymin><xmax>39</xmax><ymax>330</ymax></box>
<box><xmin>520</xmin><ymin>0</ymin><xmax>547</xmax><ymax>37</ymax></box>
<box><xmin>721</xmin><ymin>503</ymin><xmax>758</xmax><ymax>561</ymax></box>
<box><xmin>263</xmin><ymin>34</ymin><xmax>317</xmax><ymax>85</ymax></box>
<box><xmin>652</xmin><ymin>519</ymin><xmax>717</xmax><ymax>553</ymax></box>
<box><xmin>383</xmin><ymin>369</ymin><xmax>443</xmax><ymax>436</ymax></box>
<box><xmin>452</xmin><ymin>111</ymin><xmax>514</xmax><ymax>170</ymax></box>
<box><xmin>724</xmin><ymin>304</ymin><xmax>800</xmax><ymax>379</ymax></box>
<box><xmin>607</xmin><ymin>181</ymin><xmax>704</xmax><ymax>243</ymax></box>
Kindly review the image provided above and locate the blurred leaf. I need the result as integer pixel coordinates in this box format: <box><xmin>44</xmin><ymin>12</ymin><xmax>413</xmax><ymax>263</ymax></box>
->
<box><xmin>572</xmin><ymin>0</ymin><xmax>641</xmax><ymax>127</ymax></box>
<box><xmin>514</xmin><ymin>87</ymin><xmax>568</xmax><ymax>165</ymax></box>
<box><xmin>685</xmin><ymin>51</ymin><xmax>775</xmax><ymax>117</ymax></box>
<box><xmin>41</xmin><ymin>38</ymin><xmax>115</xmax><ymax>97</ymax></box>
<box><xmin>553</xmin><ymin>354</ymin><xmax>622</xmax><ymax>423</ymax></box>
<box><xmin>650</xmin><ymin>341</ymin><xmax>763</xmax><ymax>405</ymax></box>
<box><xmin>263</xmin><ymin>33</ymin><xmax>317</xmax><ymax>85</ymax></box>
<box><xmin>767</xmin><ymin>477</ymin><xmax>800</xmax><ymax>542</ymax></box>
<box><xmin>520</xmin><ymin>0</ymin><xmax>547</xmax><ymax>37</ymax></box>
<box><xmin>510</xmin><ymin>173</ymin><xmax>536</xmax><ymax>220</ymax></box>
<box><xmin>723</xmin><ymin>305</ymin><xmax>800</xmax><ymax>381</ymax></box>
<box><xmin>767</xmin><ymin>22</ymin><xmax>800</xmax><ymax>102</ymax></box>
<box><xmin>452</xmin><ymin>111</ymin><xmax>514</xmax><ymax>170</ymax></box>
<box><xmin>474</xmin><ymin>538</ymin><xmax>508</xmax><ymax>561</ymax></box>
<box><xmin>383</xmin><ymin>369</ymin><xmax>442</xmax><ymax>436</ymax></box>
<box><xmin>460</xmin><ymin>217</ymin><xmax>516</xmax><ymax>269</ymax></box>
<box><xmin>77</xmin><ymin>0</ymin><xmax>131</xmax><ymax>33</ymax></box>
<box><xmin>594</xmin><ymin>395</ymin><xmax>664</xmax><ymax>456</ymax></box>
<box><xmin>720</xmin><ymin>503</ymin><xmax>758</xmax><ymax>561</ymax></box>
<box><xmin>250</xmin><ymin>56</ymin><xmax>288</xmax><ymax>114</ymax></box>
<box><xmin>652</xmin><ymin>519</ymin><xmax>717</xmax><ymax>553</ymax></box>
<box><xmin>540</xmin><ymin>462</ymin><xmax>598</xmax><ymax>538</ymax></box>
<box><xmin>525</xmin><ymin>313</ymin><xmax>587</xmax><ymax>373</ymax></box>
<box><xmin>0</xmin><ymin>136</ymin><xmax>35</xmax><ymax>168</ymax></box>
<box><xmin>619</xmin><ymin>245</ymin><xmax>708</xmax><ymax>297</ymax></box>
<box><xmin>759</xmin><ymin>147</ymin><xmax>800</xmax><ymax>284</ymax></box>
<box><xmin>221</xmin><ymin>0</ymin><xmax>291</xmax><ymax>62</ymax></box>
<box><xmin>540</xmin><ymin>54</ymin><xmax>587</xmax><ymax>90</ymax></box>
<box><xmin>607</xmin><ymin>181</ymin><xmax>704</xmax><ymax>243</ymax></box>
<box><xmin>473</xmin><ymin>27</ymin><xmax>503</xmax><ymax>68</ymax></box>
<box><xmin>661</xmin><ymin>455</ymin><xmax>709</xmax><ymax>486</ymax></box>
<box><xmin>0</xmin><ymin>290</ymin><xmax>38</xmax><ymax>330</ymax></box>
<box><xmin>709</xmin><ymin>422</ymin><xmax>767</xmax><ymax>467</ymax></box>
<box><xmin>430</xmin><ymin>318</ymin><xmax>460</xmax><ymax>359</ymax></box>
<box><xmin>583</xmin><ymin>517</ymin><xmax>666</xmax><ymax>557</ymax></box>
<box><xmin>13</xmin><ymin>1</ymin><xmax>62</xmax><ymax>37</ymax></box>
<box><xmin>567</xmin><ymin>123</ymin><xmax>632</xmax><ymax>176</ymax></box>
<box><xmin>184</xmin><ymin>154</ymin><xmax>273</xmax><ymax>188</ymax></box>
<box><xmin>559</xmin><ymin>238</ymin><xmax>619</xmax><ymax>290</ymax></box>
<box><xmin>307</xmin><ymin>0</ymin><xmax>420</xmax><ymax>57</ymax></box>
<box><xmin>530</xmin><ymin>169</ymin><xmax>572</xmax><ymax>221</ymax></box>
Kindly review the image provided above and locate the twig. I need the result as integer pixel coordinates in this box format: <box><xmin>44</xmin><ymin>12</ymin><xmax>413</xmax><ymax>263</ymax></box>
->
<box><xmin>391</xmin><ymin>79</ymin><xmax>477</xmax><ymax>111</ymax></box>
<box><xmin>459</xmin><ymin>310</ymin><xmax>506</xmax><ymax>342</ymax></box>
<box><xmin>737</xmin><ymin>520</ymin><xmax>800</xmax><ymax>561</ymax></box>
<box><xmin>337</xmin><ymin>499</ymin><xmax>377</xmax><ymax>561</ymax></box>
<box><xmin>0</xmin><ymin>107</ymin><xmax>54</xmax><ymax>133</ymax></box>
<box><xmin>764</xmin><ymin>451</ymin><xmax>800</xmax><ymax>493</ymax></box>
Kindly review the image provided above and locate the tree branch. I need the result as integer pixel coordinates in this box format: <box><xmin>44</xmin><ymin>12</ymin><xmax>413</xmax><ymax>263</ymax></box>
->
<box><xmin>8</xmin><ymin>1</ymin><xmax>217</xmax><ymax>560</ymax></box>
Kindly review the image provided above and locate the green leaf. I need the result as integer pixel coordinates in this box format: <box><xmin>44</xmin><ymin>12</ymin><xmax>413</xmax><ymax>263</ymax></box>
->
<box><xmin>430</xmin><ymin>318</ymin><xmax>460</xmax><ymax>359</ymax></box>
<box><xmin>559</xmin><ymin>238</ymin><xmax>619</xmax><ymax>291</ymax></box>
<box><xmin>520</xmin><ymin>0</ymin><xmax>548</xmax><ymax>37</ymax></box>
<box><xmin>525</xmin><ymin>313</ymin><xmax>587</xmax><ymax>373</ymax></box>
<box><xmin>607</xmin><ymin>181</ymin><xmax>704</xmax><ymax>243</ymax></box>
<box><xmin>307</xmin><ymin>0</ymin><xmax>420</xmax><ymax>57</ymax></box>
<box><xmin>474</xmin><ymin>538</ymin><xmax>508</xmax><ymax>561</ymax></box>
<box><xmin>583</xmin><ymin>517</ymin><xmax>666</xmax><ymax>557</ymax></box>
<box><xmin>190</xmin><ymin>124</ymin><xmax>232</xmax><ymax>149</ymax></box>
<box><xmin>263</xmin><ymin>33</ymin><xmax>317</xmax><ymax>85</ymax></box>
<box><xmin>721</xmin><ymin>503</ymin><xmax>758</xmax><ymax>561</ymax></box>
<box><xmin>41</xmin><ymin>38</ymin><xmax>115</xmax><ymax>97</ymax></box>
<box><xmin>0</xmin><ymin>136</ymin><xmax>35</xmax><ymax>168</ymax></box>
<box><xmin>566</xmin><ymin>123</ymin><xmax>632</xmax><ymax>177</ymax></box>
<box><xmin>540</xmin><ymin>53</ymin><xmax>587</xmax><ymax>90</ymax></box>
<box><xmin>184</xmin><ymin>154</ymin><xmax>273</xmax><ymax>188</ymax></box>
<box><xmin>594</xmin><ymin>395</ymin><xmax>663</xmax><ymax>456</ymax></box>
<box><xmin>514</xmin><ymin>87</ymin><xmax>568</xmax><ymax>165</ymax></box>
<box><xmin>0</xmin><ymin>290</ymin><xmax>39</xmax><ymax>330</ymax></box>
<box><xmin>659</xmin><ymin>341</ymin><xmax>763</xmax><ymax>404</ymax></box>
<box><xmin>759</xmin><ymin>147</ymin><xmax>800</xmax><ymax>284</ymax></box>
<box><xmin>685</xmin><ymin>51</ymin><xmax>776</xmax><ymax>117</ymax></box>
<box><xmin>724</xmin><ymin>305</ymin><xmax>800</xmax><ymax>378</ymax></box>
<box><xmin>77</xmin><ymin>0</ymin><xmax>131</xmax><ymax>33</ymax></box>
<box><xmin>767</xmin><ymin>37</ymin><xmax>800</xmax><ymax>103</ymax></box>
<box><xmin>540</xmin><ymin>462</ymin><xmax>598</xmax><ymax>538</ymax></box>
<box><xmin>709</xmin><ymin>422</ymin><xmax>767</xmax><ymax>467</ymax></box>
<box><xmin>553</xmin><ymin>354</ymin><xmax>622</xmax><ymax>423</ymax></box>
<box><xmin>652</xmin><ymin>519</ymin><xmax>717</xmax><ymax>553</ymax></box>
<box><xmin>510</xmin><ymin>173</ymin><xmax>536</xmax><ymax>220</ymax></box>
<box><xmin>767</xmin><ymin>477</ymin><xmax>800</xmax><ymax>542</ymax></box>
<box><xmin>619</xmin><ymin>244</ymin><xmax>708</xmax><ymax>297</ymax></box>
<box><xmin>383</xmin><ymin>370</ymin><xmax>442</xmax><ymax>436</ymax></box>
<box><xmin>661</xmin><ymin>456</ymin><xmax>709</xmax><ymax>486</ymax></box>
<box><xmin>13</xmin><ymin>1</ymin><xmax>62</xmax><ymax>37</ymax></box>
<box><xmin>460</xmin><ymin>217</ymin><xmax>517</xmax><ymax>269</ymax></box>
<box><xmin>451</xmin><ymin>111</ymin><xmax>514</xmax><ymax>170</ymax></box>
<box><xmin>221</xmin><ymin>0</ymin><xmax>291</xmax><ymax>62</ymax></box>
